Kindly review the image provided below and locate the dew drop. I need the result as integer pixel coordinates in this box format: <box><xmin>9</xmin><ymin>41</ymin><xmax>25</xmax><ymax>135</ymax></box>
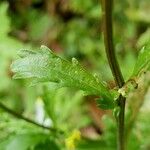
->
<box><xmin>56</xmin><ymin>58</ymin><xmax>62</xmax><ymax>64</ymax></box>
<box><xmin>83</xmin><ymin>91</ymin><xmax>89</xmax><ymax>96</ymax></box>
<box><xmin>141</xmin><ymin>46</ymin><xmax>145</xmax><ymax>53</ymax></box>
<box><xmin>72</xmin><ymin>57</ymin><xmax>79</xmax><ymax>66</ymax></box>
<box><xmin>102</xmin><ymin>81</ymin><xmax>107</xmax><ymax>86</ymax></box>
<box><xmin>93</xmin><ymin>73</ymin><xmax>100</xmax><ymax>83</ymax></box>
<box><xmin>55</xmin><ymin>58</ymin><xmax>62</xmax><ymax>69</ymax></box>
<box><xmin>56</xmin><ymin>58</ymin><xmax>61</xmax><ymax>61</ymax></box>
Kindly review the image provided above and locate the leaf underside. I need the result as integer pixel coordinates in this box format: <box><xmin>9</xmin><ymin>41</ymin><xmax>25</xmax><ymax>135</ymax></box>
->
<box><xmin>11</xmin><ymin>45</ymin><xmax>115</xmax><ymax>109</ymax></box>
<box><xmin>132</xmin><ymin>44</ymin><xmax>150</xmax><ymax>78</ymax></box>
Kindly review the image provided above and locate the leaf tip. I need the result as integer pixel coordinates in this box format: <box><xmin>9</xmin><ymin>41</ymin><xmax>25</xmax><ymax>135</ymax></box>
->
<box><xmin>40</xmin><ymin>45</ymin><xmax>53</xmax><ymax>54</ymax></box>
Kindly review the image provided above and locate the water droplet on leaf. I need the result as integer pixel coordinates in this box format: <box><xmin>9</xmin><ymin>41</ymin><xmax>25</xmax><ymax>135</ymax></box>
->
<box><xmin>56</xmin><ymin>58</ymin><xmax>62</xmax><ymax>65</ymax></box>
<box><xmin>93</xmin><ymin>73</ymin><xmax>100</xmax><ymax>83</ymax></box>
<box><xmin>72</xmin><ymin>58</ymin><xmax>78</xmax><ymax>66</ymax></box>
<box><xmin>141</xmin><ymin>46</ymin><xmax>145</xmax><ymax>53</ymax></box>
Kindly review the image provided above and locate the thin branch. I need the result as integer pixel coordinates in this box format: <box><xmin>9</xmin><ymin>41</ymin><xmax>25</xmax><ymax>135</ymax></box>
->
<box><xmin>0</xmin><ymin>101</ymin><xmax>57</xmax><ymax>132</ymax></box>
<box><xmin>102</xmin><ymin>0</ymin><xmax>126</xmax><ymax>150</ymax></box>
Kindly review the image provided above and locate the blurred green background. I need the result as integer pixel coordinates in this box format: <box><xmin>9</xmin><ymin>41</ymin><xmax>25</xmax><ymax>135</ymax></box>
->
<box><xmin>0</xmin><ymin>0</ymin><xmax>150</xmax><ymax>149</ymax></box>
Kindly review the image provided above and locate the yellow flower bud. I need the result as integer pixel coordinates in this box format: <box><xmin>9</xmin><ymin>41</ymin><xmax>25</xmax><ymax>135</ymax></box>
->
<box><xmin>65</xmin><ymin>138</ymin><xmax>75</xmax><ymax>150</ymax></box>
<box><xmin>65</xmin><ymin>129</ymin><xmax>81</xmax><ymax>150</ymax></box>
<box><xmin>72</xmin><ymin>130</ymin><xmax>81</xmax><ymax>141</ymax></box>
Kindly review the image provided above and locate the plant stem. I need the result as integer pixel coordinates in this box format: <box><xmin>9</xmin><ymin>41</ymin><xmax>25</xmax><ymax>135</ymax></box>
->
<box><xmin>102</xmin><ymin>0</ymin><xmax>126</xmax><ymax>150</ymax></box>
<box><xmin>0</xmin><ymin>101</ymin><xmax>57</xmax><ymax>132</ymax></box>
<box><xmin>102</xmin><ymin>0</ymin><xmax>124</xmax><ymax>87</ymax></box>
<box><xmin>125</xmin><ymin>74</ymin><xmax>150</xmax><ymax>144</ymax></box>
<box><xmin>117</xmin><ymin>96</ymin><xmax>126</xmax><ymax>150</ymax></box>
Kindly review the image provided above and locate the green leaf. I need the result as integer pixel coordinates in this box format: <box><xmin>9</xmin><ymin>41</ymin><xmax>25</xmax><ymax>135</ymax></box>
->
<box><xmin>137</xmin><ymin>29</ymin><xmax>150</xmax><ymax>47</ymax></box>
<box><xmin>96</xmin><ymin>89</ymin><xmax>119</xmax><ymax>109</ymax></box>
<box><xmin>96</xmin><ymin>97</ymin><xmax>114</xmax><ymax>109</ymax></box>
<box><xmin>132</xmin><ymin>44</ymin><xmax>150</xmax><ymax>78</ymax></box>
<box><xmin>0</xmin><ymin>133</ymin><xmax>47</xmax><ymax>150</ymax></box>
<box><xmin>11</xmin><ymin>45</ymin><xmax>113</xmax><ymax>103</ymax></box>
<box><xmin>34</xmin><ymin>139</ymin><xmax>60</xmax><ymax>150</ymax></box>
<box><xmin>77</xmin><ymin>139</ymin><xmax>115</xmax><ymax>150</ymax></box>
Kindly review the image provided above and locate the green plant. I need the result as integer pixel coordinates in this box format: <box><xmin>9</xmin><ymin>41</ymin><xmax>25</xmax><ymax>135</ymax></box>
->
<box><xmin>0</xmin><ymin>0</ymin><xmax>150</xmax><ymax>150</ymax></box>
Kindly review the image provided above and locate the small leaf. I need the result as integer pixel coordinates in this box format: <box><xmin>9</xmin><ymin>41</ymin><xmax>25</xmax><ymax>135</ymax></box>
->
<box><xmin>96</xmin><ymin>86</ymin><xmax>119</xmax><ymax>110</ymax></box>
<box><xmin>96</xmin><ymin>96</ymin><xmax>114</xmax><ymax>110</ymax></box>
<box><xmin>4</xmin><ymin>133</ymin><xmax>47</xmax><ymax>150</ymax></box>
<box><xmin>132</xmin><ymin>44</ymin><xmax>150</xmax><ymax>78</ymax></box>
<box><xmin>34</xmin><ymin>139</ymin><xmax>60</xmax><ymax>150</ymax></box>
<box><xmin>76</xmin><ymin>139</ymin><xmax>114</xmax><ymax>150</ymax></box>
<box><xmin>11</xmin><ymin>45</ymin><xmax>114</xmax><ymax>103</ymax></box>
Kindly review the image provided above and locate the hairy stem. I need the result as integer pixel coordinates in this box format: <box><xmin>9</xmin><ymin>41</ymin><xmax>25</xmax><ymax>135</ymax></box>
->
<box><xmin>125</xmin><ymin>73</ymin><xmax>150</xmax><ymax>144</ymax></box>
<box><xmin>102</xmin><ymin>0</ymin><xmax>126</xmax><ymax>150</ymax></box>
<box><xmin>0</xmin><ymin>101</ymin><xmax>57</xmax><ymax>132</ymax></box>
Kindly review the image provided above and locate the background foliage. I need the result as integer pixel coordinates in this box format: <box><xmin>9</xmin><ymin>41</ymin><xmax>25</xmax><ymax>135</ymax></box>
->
<box><xmin>0</xmin><ymin>0</ymin><xmax>150</xmax><ymax>149</ymax></box>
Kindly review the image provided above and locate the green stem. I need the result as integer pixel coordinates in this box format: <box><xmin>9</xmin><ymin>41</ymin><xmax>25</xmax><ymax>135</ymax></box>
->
<box><xmin>102</xmin><ymin>0</ymin><xmax>126</xmax><ymax>150</ymax></box>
